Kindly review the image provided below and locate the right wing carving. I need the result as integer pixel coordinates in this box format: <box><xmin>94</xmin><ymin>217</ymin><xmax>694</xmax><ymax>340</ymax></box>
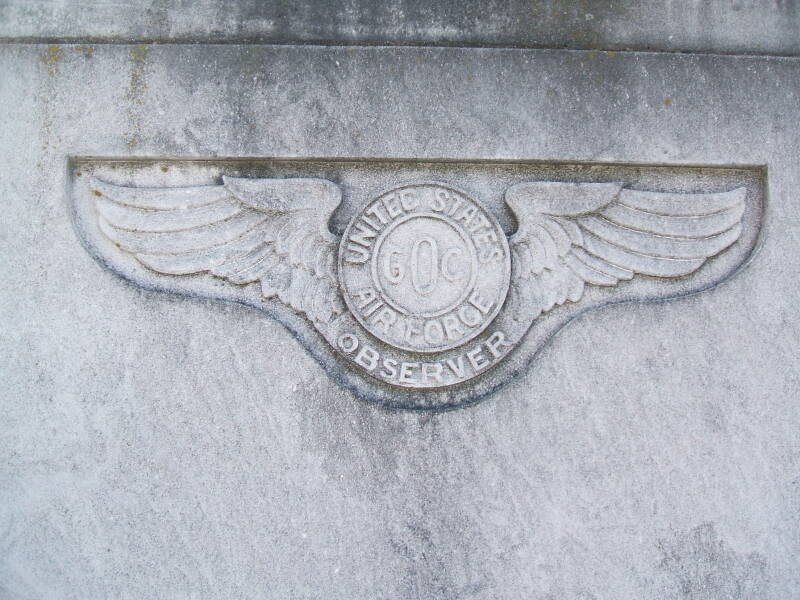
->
<box><xmin>90</xmin><ymin>177</ymin><xmax>345</xmax><ymax>324</ymax></box>
<box><xmin>506</xmin><ymin>182</ymin><xmax>746</xmax><ymax>319</ymax></box>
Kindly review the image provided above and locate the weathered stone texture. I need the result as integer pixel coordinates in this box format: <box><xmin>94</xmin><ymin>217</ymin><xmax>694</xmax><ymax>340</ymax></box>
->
<box><xmin>1</xmin><ymin>0</ymin><xmax>800</xmax><ymax>55</ymax></box>
<box><xmin>0</xmin><ymin>9</ymin><xmax>799</xmax><ymax>600</ymax></box>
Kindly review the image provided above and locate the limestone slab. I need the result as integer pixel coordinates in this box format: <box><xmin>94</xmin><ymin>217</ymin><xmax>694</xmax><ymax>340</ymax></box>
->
<box><xmin>0</xmin><ymin>42</ymin><xmax>799</xmax><ymax>598</ymax></box>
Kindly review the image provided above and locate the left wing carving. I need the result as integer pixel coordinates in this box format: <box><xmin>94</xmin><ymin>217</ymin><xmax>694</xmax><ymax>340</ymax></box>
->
<box><xmin>90</xmin><ymin>177</ymin><xmax>345</xmax><ymax>324</ymax></box>
<box><xmin>506</xmin><ymin>182</ymin><xmax>746</xmax><ymax>318</ymax></box>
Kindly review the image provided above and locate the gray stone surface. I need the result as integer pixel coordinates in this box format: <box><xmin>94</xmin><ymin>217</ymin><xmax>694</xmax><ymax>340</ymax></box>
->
<box><xmin>2</xmin><ymin>0</ymin><xmax>800</xmax><ymax>55</ymax></box>
<box><xmin>1</xmin><ymin>32</ymin><xmax>799</xmax><ymax>600</ymax></box>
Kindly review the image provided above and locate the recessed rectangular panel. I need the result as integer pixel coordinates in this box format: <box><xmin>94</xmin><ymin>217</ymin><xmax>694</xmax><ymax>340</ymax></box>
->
<box><xmin>69</xmin><ymin>157</ymin><xmax>764</xmax><ymax>408</ymax></box>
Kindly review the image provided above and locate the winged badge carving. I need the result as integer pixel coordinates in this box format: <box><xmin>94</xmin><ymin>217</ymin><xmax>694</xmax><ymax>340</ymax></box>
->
<box><xmin>505</xmin><ymin>182</ymin><xmax>744</xmax><ymax>319</ymax></box>
<box><xmin>92</xmin><ymin>177</ymin><xmax>345</xmax><ymax>325</ymax></box>
<box><xmin>79</xmin><ymin>174</ymin><xmax>749</xmax><ymax>406</ymax></box>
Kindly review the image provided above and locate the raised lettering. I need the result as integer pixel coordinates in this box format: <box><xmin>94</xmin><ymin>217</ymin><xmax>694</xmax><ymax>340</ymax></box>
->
<box><xmin>361</xmin><ymin>214</ymin><xmax>380</xmax><ymax>230</ymax></box>
<box><xmin>440</xmin><ymin>247</ymin><xmax>463</xmax><ymax>282</ymax></box>
<box><xmin>469</xmin><ymin>290</ymin><xmax>493</xmax><ymax>314</ymax></box>
<box><xmin>349</xmin><ymin>220</ymin><xmax>378</xmax><ymax>248</ymax></box>
<box><xmin>338</xmin><ymin>333</ymin><xmax>359</xmax><ymax>354</ymax></box>
<box><xmin>351</xmin><ymin>288</ymin><xmax>376</xmax><ymax>309</ymax></box>
<box><xmin>422</xmin><ymin>363</ymin><xmax>444</xmax><ymax>383</ymax></box>
<box><xmin>480</xmin><ymin>246</ymin><xmax>503</xmax><ymax>263</ymax></box>
<box><xmin>399</xmin><ymin>190</ymin><xmax>418</xmax><ymax>211</ymax></box>
<box><xmin>458</xmin><ymin>304</ymin><xmax>482</xmax><ymax>327</ymax></box>
<box><xmin>410</xmin><ymin>237</ymin><xmax>438</xmax><ymax>296</ymax></box>
<box><xmin>456</xmin><ymin>205</ymin><xmax>477</xmax><ymax>225</ymax></box>
<box><xmin>365</xmin><ymin>203</ymin><xmax>389</xmax><ymax>225</ymax></box>
<box><xmin>423</xmin><ymin>319</ymin><xmax>444</xmax><ymax>345</ymax></box>
<box><xmin>432</xmin><ymin>189</ymin><xmax>449</xmax><ymax>212</ymax></box>
<box><xmin>467</xmin><ymin>346</ymin><xmax>489</xmax><ymax>371</ymax></box>
<box><xmin>384</xmin><ymin>250</ymin><xmax>404</xmax><ymax>284</ymax></box>
<box><xmin>467</xmin><ymin>213</ymin><xmax>491</xmax><ymax>234</ymax></box>
<box><xmin>399</xmin><ymin>362</ymin><xmax>418</xmax><ymax>384</ymax></box>
<box><xmin>371</xmin><ymin>306</ymin><xmax>398</xmax><ymax>333</ymax></box>
<box><xmin>362</xmin><ymin>299</ymin><xmax>383</xmax><ymax>317</ymax></box>
<box><xmin>380</xmin><ymin>358</ymin><xmax>398</xmax><ymax>379</ymax></box>
<box><xmin>404</xmin><ymin>319</ymin><xmax>422</xmax><ymax>345</ymax></box>
<box><xmin>355</xmin><ymin>345</ymin><xmax>379</xmax><ymax>370</ymax></box>
<box><xmin>346</xmin><ymin>243</ymin><xmax>370</xmax><ymax>264</ymax></box>
<box><xmin>486</xmin><ymin>331</ymin><xmax>512</xmax><ymax>358</ymax></box>
<box><xmin>442</xmin><ymin>314</ymin><xmax>464</xmax><ymax>340</ymax></box>
<box><xmin>474</xmin><ymin>229</ymin><xmax>497</xmax><ymax>248</ymax></box>
<box><xmin>384</xmin><ymin>194</ymin><xmax>403</xmax><ymax>218</ymax></box>
<box><xmin>446</xmin><ymin>195</ymin><xmax>463</xmax><ymax>216</ymax></box>
<box><xmin>446</xmin><ymin>356</ymin><xmax>466</xmax><ymax>378</ymax></box>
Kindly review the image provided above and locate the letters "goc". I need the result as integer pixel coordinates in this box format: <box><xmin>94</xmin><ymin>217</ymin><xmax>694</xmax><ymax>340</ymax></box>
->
<box><xmin>383</xmin><ymin>237</ymin><xmax>467</xmax><ymax>296</ymax></box>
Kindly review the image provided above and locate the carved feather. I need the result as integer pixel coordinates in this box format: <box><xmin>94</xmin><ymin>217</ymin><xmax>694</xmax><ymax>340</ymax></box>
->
<box><xmin>90</xmin><ymin>177</ymin><xmax>345</xmax><ymax>325</ymax></box>
<box><xmin>505</xmin><ymin>183</ymin><xmax>746</xmax><ymax>318</ymax></box>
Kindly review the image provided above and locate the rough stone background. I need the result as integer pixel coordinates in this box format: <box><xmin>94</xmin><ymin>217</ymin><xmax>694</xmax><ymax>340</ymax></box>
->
<box><xmin>1</xmin><ymin>2</ymin><xmax>799</xmax><ymax>599</ymax></box>
<box><xmin>2</xmin><ymin>0</ymin><xmax>800</xmax><ymax>55</ymax></box>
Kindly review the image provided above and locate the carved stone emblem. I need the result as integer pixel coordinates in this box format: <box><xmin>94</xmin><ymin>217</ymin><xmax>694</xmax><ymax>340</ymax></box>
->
<box><xmin>71</xmin><ymin>163</ymin><xmax>761</xmax><ymax>408</ymax></box>
<box><xmin>339</xmin><ymin>183</ymin><xmax>510</xmax><ymax>353</ymax></box>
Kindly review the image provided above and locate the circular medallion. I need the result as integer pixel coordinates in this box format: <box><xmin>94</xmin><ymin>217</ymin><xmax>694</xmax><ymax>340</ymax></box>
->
<box><xmin>339</xmin><ymin>183</ymin><xmax>511</xmax><ymax>353</ymax></box>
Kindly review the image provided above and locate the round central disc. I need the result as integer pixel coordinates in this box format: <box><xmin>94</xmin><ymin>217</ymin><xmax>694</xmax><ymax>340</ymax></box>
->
<box><xmin>339</xmin><ymin>183</ymin><xmax>511</xmax><ymax>353</ymax></box>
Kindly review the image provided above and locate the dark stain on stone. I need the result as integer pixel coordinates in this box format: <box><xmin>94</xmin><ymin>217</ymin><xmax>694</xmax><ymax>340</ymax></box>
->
<box><xmin>74</xmin><ymin>44</ymin><xmax>94</xmax><ymax>58</ymax></box>
<box><xmin>657</xmin><ymin>522</ymin><xmax>767</xmax><ymax>599</ymax></box>
<box><xmin>125</xmin><ymin>44</ymin><xmax>149</xmax><ymax>149</ymax></box>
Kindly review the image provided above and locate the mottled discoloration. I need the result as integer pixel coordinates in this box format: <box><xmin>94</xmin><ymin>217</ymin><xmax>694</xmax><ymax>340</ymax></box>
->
<box><xmin>0</xmin><ymin>35</ymin><xmax>799</xmax><ymax>600</ymax></box>
<box><xmin>0</xmin><ymin>1</ymin><xmax>799</xmax><ymax>55</ymax></box>
<box><xmin>39</xmin><ymin>44</ymin><xmax>61</xmax><ymax>76</ymax></box>
<box><xmin>657</xmin><ymin>523</ymin><xmax>768</xmax><ymax>599</ymax></box>
<box><xmin>125</xmin><ymin>44</ymin><xmax>148</xmax><ymax>149</ymax></box>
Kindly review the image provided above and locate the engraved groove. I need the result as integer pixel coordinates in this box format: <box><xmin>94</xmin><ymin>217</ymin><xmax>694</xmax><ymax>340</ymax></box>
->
<box><xmin>532</xmin><ymin>223</ymin><xmax>559</xmax><ymax>268</ymax></box>
<box><xmin>617</xmin><ymin>187</ymin><xmax>745</xmax><ymax>216</ymax></box>
<box><xmin>571</xmin><ymin>247</ymin><xmax>634</xmax><ymax>280</ymax></box>
<box><xmin>581</xmin><ymin>230</ymin><xmax>706</xmax><ymax>277</ymax></box>
<box><xmin>96</xmin><ymin>196</ymin><xmax>243</xmax><ymax>232</ymax></box>
<box><xmin>553</xmin><ymin>217</ymin><xmax>584</xmax><ymax>245</ymax></box>
<box><xmin>93</xmin><ymin>177</ymin><xmax>344</xmax><ymax>324</ymax></box>
<box><xmin>135</xmin><ymin>222</ymin><xmax>273</xmax><ymax>274</ymax></box>
<box><xmin>91</xmin><ymin>178</ymin><xmax>231</xmax><ymax>210</ymax></box>
<box><xmin>541</xmin><ymin>218</ymin><xmax>572</xmax><ymax>254</ymax></box>
<box><xmin>210</xmin><ymin>243</ymin><xmax>272</xmax><ymax>278</ymax></box>
<box><xmin>512</xmin><ymin>243</ymin><xmax>534</xmax><ymax>279</ymax></box>
<box><xmin>564</xmin><ymin>253</ymin><xmax>619</xmax><ymax>286</ymax></box>
<box><xmin>577</xmin><ymin>215</ymin><xmax>742</xmax><ymax>259</ymax></box>
<box><xmin>226</xmin><ymin>249</ymin><xmax>281</xmax><ymax>284</ymax></box>
<box><xmin>99</xmin><ymin>211</ymin><xmax>268</xmax><ymax>254</ymax></box>
<box><xmin>600</xmin><ymin>202</ymin><xmax>745</xmax><ymax>238</ymax></box>
<box><xmin>523</xmin><ymin>238</ymin><xmax>546</xmax><ymax>275</ymax></box>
